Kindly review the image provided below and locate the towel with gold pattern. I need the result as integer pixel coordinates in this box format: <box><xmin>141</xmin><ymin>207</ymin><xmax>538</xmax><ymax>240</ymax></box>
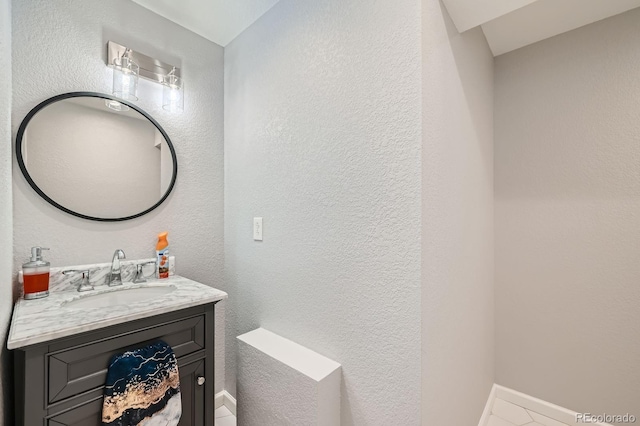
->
<box><xmin>102</xmin><ymin>341</ymin><xmax>181</xmax><ymax>426</ymax></box>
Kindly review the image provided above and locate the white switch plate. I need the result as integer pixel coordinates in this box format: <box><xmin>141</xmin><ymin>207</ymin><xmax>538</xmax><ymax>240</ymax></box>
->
<box><xmin>253</xmin><ymin>217</ymin><xmax>263</xmax><ymax>241</ymax></box>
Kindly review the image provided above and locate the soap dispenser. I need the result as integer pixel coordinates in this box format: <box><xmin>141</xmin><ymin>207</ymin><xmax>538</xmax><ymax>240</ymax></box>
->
<box><xmin>22</xmin><ymin>247</ymin><xmax>51</xmax><ymax>300</ymax></box>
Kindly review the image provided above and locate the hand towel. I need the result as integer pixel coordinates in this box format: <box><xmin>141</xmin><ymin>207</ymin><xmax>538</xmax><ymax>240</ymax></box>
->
<box><xmin>102</xmin><ymin>341</ymin><xmax>182</xmax><ymax>426</ymax></box>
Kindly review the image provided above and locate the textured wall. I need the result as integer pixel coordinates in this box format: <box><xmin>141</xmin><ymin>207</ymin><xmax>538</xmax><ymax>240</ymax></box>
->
<box><xmin>495</xmin><ymin>8</ymin><xmax>640</xmax><ymax>420</ymax></box>
<box><xmin>421</xmin><ymin>0</ymin><xmax>495</xmax><ymax>425</ymax></box>
<box><xmin>224</xmin><ymin>0</ymin><xmax>422</xmax><ymax>424</ymax></box>
<box><xmin>0</xmin><ymin>0</ymin><xmax>12</xmax><ymax>423</ymax></box>
<box><xmin>12</xmin><ymin>0</ymin><xmax>226</xmax><ymax>393</ymax></box>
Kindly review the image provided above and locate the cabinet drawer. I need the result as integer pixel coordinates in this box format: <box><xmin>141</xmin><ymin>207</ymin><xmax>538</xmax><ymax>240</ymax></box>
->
<box><xmin>47</xmin><ymin>314</ymin><xmax>205</xmax><ymax>405</ymax></box>
<box><xmin>46</xmin><ymin>358</ymin><xmax>206</xmax><ymax>426</ymax></box>
<box><xmin>47</xmin><ymin>399</ymin><xmax>103</xmax><ymax>426</ymax></box>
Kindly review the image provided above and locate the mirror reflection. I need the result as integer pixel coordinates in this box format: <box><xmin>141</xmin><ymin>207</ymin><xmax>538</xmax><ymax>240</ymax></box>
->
<box><xmin>18</xmin><ymin>95</ymin><xmax>176</xmax><ymax>220</ymax></box>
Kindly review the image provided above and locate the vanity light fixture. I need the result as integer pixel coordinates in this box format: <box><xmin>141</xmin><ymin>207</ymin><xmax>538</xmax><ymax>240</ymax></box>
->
<box><xmin>162</xmin><ymin>67</ymin><xmax>184</xmax><ymax>113</ymax></box>
<box><xmin>106</xmin><ymin>41</ymin><xmax>184</xmax><ymax>113</ymax></box>
<box><xmin>111</xmin><ymin>49</ymin><xmax>139</xmax><ymax>101</ymax></box>
<box><xmin>105</xmin><ymin>99</ymin><xmax>130</xmax><ymax>112</ymax></box>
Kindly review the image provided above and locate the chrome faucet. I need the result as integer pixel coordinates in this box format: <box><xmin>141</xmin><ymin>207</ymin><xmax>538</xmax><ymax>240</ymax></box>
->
<box><xmin>107</xmin><ymin>249</ymin><xmax>126</xmax><ymax>286</ymax></box>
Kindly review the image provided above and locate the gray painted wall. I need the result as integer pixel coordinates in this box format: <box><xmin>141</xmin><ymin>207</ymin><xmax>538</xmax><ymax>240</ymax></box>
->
<box><xmin>11</xmin><ymin>0</ymin><xmax>226</xmax><ymax>393</ymax></box>
<box><xmin>0</xmin><ymin>0</ymin><xmax>12</xmax><ymax>423</ymax></box>
<box><xmin>421</xmin><ymin>0</ymin><xmax>495</xmax><ymax>425</ymax></box>
<box><xmin>224</xmin><ymin>0</ymin><xmax>422</xmax><ymax>424</ymax></box>
<box><xmin>495</xmin><ymin>8</ymin><xmax>640</xmax><ymax>421</ymax></box>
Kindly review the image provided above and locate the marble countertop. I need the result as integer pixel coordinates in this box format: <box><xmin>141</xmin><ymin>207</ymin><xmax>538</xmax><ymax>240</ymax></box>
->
<box><xmin>7</xmin><ymin>275</ymin><xmax>227</xmax><ymax>349</ymax></box>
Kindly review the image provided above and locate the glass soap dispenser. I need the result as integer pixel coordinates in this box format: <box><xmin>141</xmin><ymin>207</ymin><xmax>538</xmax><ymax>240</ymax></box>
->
<box><xmin>22</xmin><ymin>246</ymin><xmax>50</xmax><ymax>300</ymax></box>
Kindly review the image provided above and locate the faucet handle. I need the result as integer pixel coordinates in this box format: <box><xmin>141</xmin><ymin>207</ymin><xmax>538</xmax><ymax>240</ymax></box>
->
<box><xmin>133</xmin><ymin>264</ymin><xmax>146</xmax><ymax>283</ymax></box>
<box><xmin>133</xmin><ymin>261</ymin><xmax>156</xmax><ymax>283</ymax></box>
<box><xmin>62</xmin><ymin>269</ymin><xmax>94</xmax><ymax>292</ymax></box>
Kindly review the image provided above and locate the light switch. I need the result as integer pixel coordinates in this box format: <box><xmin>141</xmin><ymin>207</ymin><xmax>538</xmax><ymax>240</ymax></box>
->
<box><xmin>253</xmin><ymin>217</ymin><xmax>263</xmax><ymax>241</ymax></box>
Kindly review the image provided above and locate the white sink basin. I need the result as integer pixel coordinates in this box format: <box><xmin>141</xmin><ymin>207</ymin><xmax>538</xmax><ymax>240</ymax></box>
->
<box><xmin>63</xmin><ymin>286</ymin><xmax>176</xmax><ymax>309</ymax></box>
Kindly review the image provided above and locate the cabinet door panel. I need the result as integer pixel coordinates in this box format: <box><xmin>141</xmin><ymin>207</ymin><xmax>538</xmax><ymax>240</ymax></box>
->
<box><xmin>178</xmin><ymin>359</ymin><xmax>205</xmax><ymax>426</ymax></box>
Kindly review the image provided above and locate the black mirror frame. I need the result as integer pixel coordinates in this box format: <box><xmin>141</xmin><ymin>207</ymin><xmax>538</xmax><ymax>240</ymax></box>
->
<box><xmin>16</xmin><ymin>91</ymin><xmax>178</xmax><ymax>222</ymax></box>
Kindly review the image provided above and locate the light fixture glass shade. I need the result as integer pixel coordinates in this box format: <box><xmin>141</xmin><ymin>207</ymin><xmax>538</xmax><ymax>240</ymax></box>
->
<box><xmin>112</xmin><ymin>56</ymin><xmax>139</xmax><ymax>101</ymax></box>
<box><xmin>162</xmin><ymin>72</ymin><xmax>184</xmax><ymax>113</ymax></box>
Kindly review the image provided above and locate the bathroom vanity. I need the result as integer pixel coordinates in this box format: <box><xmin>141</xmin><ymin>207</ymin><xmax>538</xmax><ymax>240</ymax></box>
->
<box><xmin>8</xmin><ymin>274</ymin><xmax>227</xmax><ymax>426</ymax></box>
<box><xmin>10</xmin><ymin>80</ymin><xmax>225</xmax><ymax>424</ymax></box>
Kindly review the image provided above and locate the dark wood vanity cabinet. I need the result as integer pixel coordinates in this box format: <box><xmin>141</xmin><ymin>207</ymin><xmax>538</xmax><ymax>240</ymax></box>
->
<box><xmin>13</xmin><ymin>303</ymin><xmax>217</xmax><ymax>426</ymax></box>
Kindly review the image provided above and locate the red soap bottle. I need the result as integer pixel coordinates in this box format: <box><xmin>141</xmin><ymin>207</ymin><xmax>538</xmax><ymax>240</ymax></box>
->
<box><xmin>22</xmin><ymin>247</ymin><xmax>50</xmax><ymax>300</ymax></box>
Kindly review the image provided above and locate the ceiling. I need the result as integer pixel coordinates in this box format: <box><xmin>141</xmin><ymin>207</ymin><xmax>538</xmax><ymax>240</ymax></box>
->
<box><xmin>131</xmin><ymin>0</ymin><xmax>280</xmax><ymax>47</ymax></box>
<box><xmin>132</xmin><ymin>0</ymin><xmax>640</xmax><ymax>55</ymax></box>
<box><xmin>442</xmin><ymin>0</ymin><xmax>640</xmax><ymax>56</ymax></box>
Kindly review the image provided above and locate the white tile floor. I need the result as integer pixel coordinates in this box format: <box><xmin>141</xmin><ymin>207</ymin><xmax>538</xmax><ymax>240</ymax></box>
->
<box><xmin>488</xmin><ymin>398</ymin><xmax>570</xmax><ymax>426</ymax></box>
<box><xmin>215</xmin><ymin>406</ymin><xmax>237</xmax><ymax>426</ymax></box>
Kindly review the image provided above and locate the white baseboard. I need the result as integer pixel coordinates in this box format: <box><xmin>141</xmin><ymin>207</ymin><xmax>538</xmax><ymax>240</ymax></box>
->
<box><xmin>478</xmin><ymin>384</ymin><xmax>497</xmax><ymax>426</ymax></box>
<box><xmin>479</xmin><ymin>384</ymin><xmax>613</xmax><ymax>426</ymax></box>
<box><xmin>215</xmin><ymin>390</ymin><xmax>237</xmax><ymax>416</ymax></box>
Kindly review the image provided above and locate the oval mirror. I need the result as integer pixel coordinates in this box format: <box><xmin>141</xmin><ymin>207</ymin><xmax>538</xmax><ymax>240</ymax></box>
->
<box><xmin>16</xmin><ymin>92</ymin><xmax>177</xmax><ymax>221</ymax></box>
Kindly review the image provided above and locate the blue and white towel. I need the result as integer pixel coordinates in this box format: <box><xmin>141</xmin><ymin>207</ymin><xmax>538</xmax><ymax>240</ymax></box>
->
<box><xmin>102</xmin><ymin>341</ymin><xmax>182</xmax><ymax>426</ymax></box>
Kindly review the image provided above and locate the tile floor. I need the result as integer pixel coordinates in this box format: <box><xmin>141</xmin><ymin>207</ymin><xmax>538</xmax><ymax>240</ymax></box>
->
<box><xmin>214</xmin><ymin>398</ymin><xmax>570</xmax><ymax>426</ymax></box>
<box><xmin>488</xmin><ymin>398</ymin><xmax>570</xmax><ymax>426</ymax></box>
<box><xmin>215</xmin><ymin>406</ymin><xmax>237</xmax><ymax>426</ymax></box>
